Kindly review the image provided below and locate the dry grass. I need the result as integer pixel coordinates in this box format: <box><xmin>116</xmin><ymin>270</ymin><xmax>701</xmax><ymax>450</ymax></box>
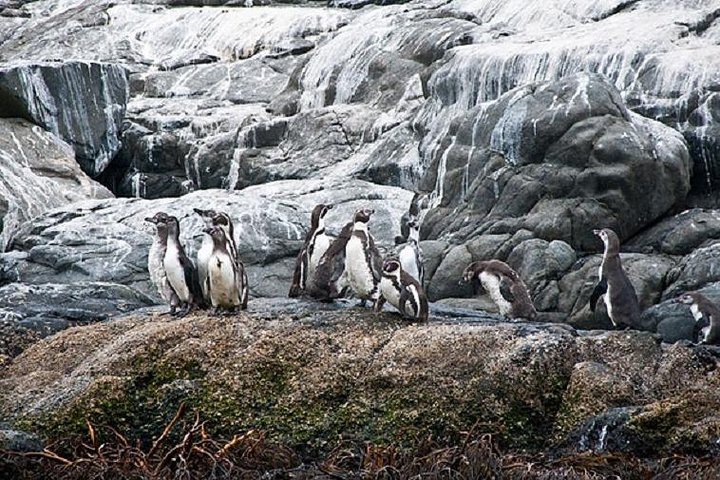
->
<box><xmin>2</xmin><ymin>404</ymin><xmax>719</xmax><ymax>480</ymax></box>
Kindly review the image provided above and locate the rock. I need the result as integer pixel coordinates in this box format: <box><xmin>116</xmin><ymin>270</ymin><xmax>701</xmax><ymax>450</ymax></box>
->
<box><xmin>420</xmin><ymin>73</ymin><xmax>692</xmax><ymax>252</ymax></box>
<box><xmin>0</xmin><ymin>118</ymin><xmax>113</xmax><ymax>250</ymax></box>
<box><xmin>0</xmin><ymin>429</ymin><xmax>41</xmax><ymax>452</ymax></box>
<box><xmin>1</xmin><ymin>180</ymin><xmax>412</xmax><ymax>301</ymax></box>
<box><xmin>663</xmin><ymin>241</ymin><xmax>720</xmax><ymax>299</ymax></box>
<box><xmin>427</xmin><ymin>244</ymin><xmax>472</xmax><ymax>301</ymax></box>
<box><xmin>640</xmin><ymin>282</ymin><xmax>720</xmax><ymax>342</ymax></box>
<box><xmin>328</xmin><ymin>0</ymin><xmax>411</xmax><ymax>9</ymax></box>
<box><xmin>627</xmin><ymin>209</ymin><xmax>720</xmax><ymax>255</ymax></box>
<box><xmin>0</xmin><ymin>282</ymin><xmax>156</xmax><ymax>324</ymax></box>
<box><xmin>0</xmin><ymin>304</ymin><xmax>718</xmax><ymax>458</ymax></box>
<box><xmin>506</xmin><ymin>238</ymin><xmax>576</xmax><ymax>302</ymax></box>
<box><xmin>0</xmin><ymin>61</ymin><xmax>129</xmax><ymax>176</ymax></box>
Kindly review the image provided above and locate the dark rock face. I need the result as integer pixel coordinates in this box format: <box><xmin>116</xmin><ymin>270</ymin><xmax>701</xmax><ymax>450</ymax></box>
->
<box><xmin>0</xmin><ymin>117</ymin><xmax>113</xmax><ymax>250</ymax></box>
<box><xmin>0</xmin><ymin>62</ymin><xmax>128</xmax><ymax>176</ymax></box>
<box><xmin>420</xmin><ymin>73</ymin><xmax>691</xmax><ymax>252</ymax></box>
<box><xmin>627</xmin><ymin>209</ymin><xmax>720</xmax><ymax>255</ymax></box>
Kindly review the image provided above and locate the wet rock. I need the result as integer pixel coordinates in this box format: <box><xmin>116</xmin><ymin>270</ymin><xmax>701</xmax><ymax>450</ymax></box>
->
<box><xmin>663</xmin><ymin>241</ymin><xmax>720</xmax><ymax>299</ymax></box>
<box><xmin>1</xmin><ymin>179</ymin><xmax>412</xmax><ymax>300</ymax></box>
<box><xmin>427</xmin><ymin>244</ymin><xmax>472</xmax><ymax>301</ymax></box>
<box><xmin>506</xmin><ymin>238</ymin><xmax>576</xmax><ymax>302</ymax></box>
<box><xmin>0</xmin><ymin>118</ymin><xmax>113</xmax><ymax>250</ymax></box>
<box><xmin>0</xmin><ymin>61</ymin><xmax>128</xmax><ymax>176</ymax></box>
<box><xmin>627</xmin><ymin>209</ymin><xmax>720</xmax><ymax>255</ymax></box>
<box><xmin>420</xmin><ymin>73</ymin><xmax>691</xmax><ymax>252</ymax></box>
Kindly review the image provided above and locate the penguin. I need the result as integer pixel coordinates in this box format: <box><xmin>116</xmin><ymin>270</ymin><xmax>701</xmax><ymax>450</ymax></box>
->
<box><xmin>162</xmin><ymin>215</ymin><xmax>203</xmax><ymax>316</ymax></box>
<box><xmin>461</xmin><ymin>260</ymin><xmax>537</xmax><ymax>319</ymax></box>
<box><xmin>309</xmin><ymin>221</ymin><xmax>354</xmax><ymax>301</ymax></box>
<box><xmin>344</xmin><ymin>208</ymin><xmax>383</xmax><ymax>306</ymax></box>
<box><xmin>394</xmin><ymin>194</ymin><xmax>420</xmax><ymax>245</ymax></box>
<box><xmin>588</xmin><ymin>228</ymin><xmax>640</xmax><ymax>329</ymax></box>
<box><xmin>203</xmin><ymin>226</ymin><xmax>245</xmax><ymax>314</ymax></box>
<box><xmin>374</xmin><ymin>258</ymin><xmax>429</xmax><ymax>321</ymax></box>
<box><xmin>675</xmin><ymin>292</ymin><xmax>720</xmax><ymax>345</ymax></box>
<box><xmin>145</xmin><ymin>211</ymin><xmax>181</xmax><ymax>315</ymax></box>
<box><xmin>289</xmin><ymin>203</ymin><xmax>333</xmax><ymax>297</ymax></box>
<box><xmin>397</xmin><ymin>217</ymin><xmax>424</xmax><ymax>286</ymax></box>
<box><xmin>194</xmin><ymin>208</ymin><xmax>248</xmax><ymax>309</ymax></box>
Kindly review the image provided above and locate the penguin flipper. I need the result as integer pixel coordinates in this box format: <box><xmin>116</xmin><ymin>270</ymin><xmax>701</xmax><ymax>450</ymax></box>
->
<box><xmin>241</xmin><ymin>266</ymin><xmax>249</xmax><ymax>310</ymax></box>
<box><xmin>499</xmin><ymin>277</ymin><xmax>515</xmax><ymax>304</ymax></box>
<box><xmin>472</xmin><ymin>278</ymin><xmax>485</xmax><ymax>296</ymax></box>
<box><xmin>289</xmin><ymin>249</ymin><xmax>306</xmax><ymax>298</ymax></box>
<box><xmin>367</xmin><ymin>235</ymin><xmax>383</xmax><ymax>282</ymax></box>
<box><xmin>589</xmin><ymin>278</ymin><xmax>608</xmax><ymax>313</ymax></box>
<box><xmin>180</xmin><ymin>250</ymin><xmax>203</xmax><ymax>308</ymax></box>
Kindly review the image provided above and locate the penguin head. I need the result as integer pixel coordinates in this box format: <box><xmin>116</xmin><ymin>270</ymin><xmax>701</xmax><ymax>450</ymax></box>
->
<box><xmin>194</xmin><ymin>208</ymin><xmax>231</xmax><ymax>229</ymax></box>
<box><xmin>353</xmin><ymin>208</ymin><xmax>374</xmax><ymax>224</ymax></box>
<box><xmin>676</xmin><ymin>292</ymin><xmax>699</xmax><ymax>305</ymax></box>
<box><xmin>145</xmin><ymin>211</ymin><xmax>170</xmax><ymax>225</ymax></box>
<box><xmin>311</xmin><ymin>204</ymin><xmax>333</xmax><ymax>229</ymax></box>
<box><xmin>382</xmin><ymin>258</ymin><xmax>402</xmax><ymax>278</ymax></box>
<box><xmin>460</xmin><ymin>261</ymin><xmax>485</xmax><ymax>284</ymax></box>
<box><xmin>164</xmin><ymin>215</ymin><xmax>180</xmax><ymax>234</ymax></box>
<box><xmin>203</xmin><ymin>226</ymin><xmax>227</xmax><ymax>244</ymax></box>
<box><xmin>593</xmin><ymin>228</ymin><xmax>620</xmax><ymax>251</ymax></box>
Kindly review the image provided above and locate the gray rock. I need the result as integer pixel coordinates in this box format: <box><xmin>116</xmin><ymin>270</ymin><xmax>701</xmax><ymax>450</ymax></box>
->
<box><xmin>427</xmin><ymin>244</ymin><xmax>472</xmax><ymax>301</ymax></box>
<box><xmin>627</xmin><ymin>209</ymin><xmax>720</xmax><ymax>255</ymax></box>
<box><xmin>2</xmin><ymin>179</ymin><xmax>413</xmax><ymax>300</ymax></box>
<box><xmin>0</xmin><ymin>61</ymin><xmax>128</xmax><ymax>176</ymax></box>
<box><xmin>419</xmin><ymin>74</ymin><xmax>691</xmax><ymax>252</ymax></box>
<box><xmin>506</xmin><ymin>238</ymin><xmax>576</xmax><ymax>302</ymax></box>
<box><xmin>0</xmin><ymin>429</ymin><xmax>41</xmax><ymax>452</ymax></box>
<box><xmin>0</xmin><ymin>118</ymin><xmax>113</xmax><ymax>250</ymax></box>
<box><xmin>663</xmin><ymin>241</ymin><xmax>720</xmax><ymax>300</ymax></box>
<box><xmin>0</xmin><ymin>282</ymin><xmax>156</xmax><ymax>326</ymax></box>
<box><xmin>641</xmin><ymin>282</ymin><xmax>720</xmax><ymax>342</ymax></box>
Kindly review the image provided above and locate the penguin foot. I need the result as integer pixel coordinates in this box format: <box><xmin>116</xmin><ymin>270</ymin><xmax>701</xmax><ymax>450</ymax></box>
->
<box><xmin>357</xmin><ymin>299</ymin><xmax>368</xmax><ymax>308</ymax></box>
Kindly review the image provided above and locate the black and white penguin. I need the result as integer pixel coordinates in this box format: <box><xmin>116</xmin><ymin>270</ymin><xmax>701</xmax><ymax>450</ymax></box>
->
<box><xmin>194</xmin><ymin>208</ymin><xmax>248</xmax><ymax>309</ymax></box>
<box><xmin>461</xmin><ymin>260</ymin><xmax>537</xmax><ymax>319</ymax></box>
<box><xmin>204</xmin><ymin>226</ymin><xmax>246</xmax><ymax>313</ymax></box>
<box><xmin>289</xmin><ymin>203</ymin><xmax>333</xmax><ymax>297</ymax></box>
<box><xmin>145</xmin><ymin>212</ymin><xmax>180</xmax><ymax>314</ymax></box>
<box><xmin>309</xmin><ymin>221</ymin><xmax>354</xmax><ymax>301</ymax></box>
<box><xmin>344</xmin><ymin>208</ymin><xmax>383</xmax><ymax>306</ymax></box>
<box><xmin>397</xmin><ymin>217</ymin><xmax>424</xmax><ymax>286</ymax></box>
<box><xmin>676</xmin><ymin>292</ymin><xmax>720</xmax><ymax>345</ymax></box>
<box><xmin>394</xmin><ymin>194</ymin><xmax>420</xmax><ymax>245</ymax></box>
<box><xmin>374</xmin><ymin>258</ymin><xmax>428</xmax><ymax>321</ymax></box>
<box><xmin>162</xmin><ymin>215</ymin><xmax>203</xmax><ymax>316</ymax></box>
<box><xmin>588</xmin><ymin>228</ymin><xmax>640</xmax><ymax>329</ymax></box>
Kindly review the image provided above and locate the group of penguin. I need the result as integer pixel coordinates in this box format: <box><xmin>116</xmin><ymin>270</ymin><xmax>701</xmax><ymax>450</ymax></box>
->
<box><xmin>145</xmin><ymin>204</ymin><xmax>720</xmax><ymax>346</ymax></box>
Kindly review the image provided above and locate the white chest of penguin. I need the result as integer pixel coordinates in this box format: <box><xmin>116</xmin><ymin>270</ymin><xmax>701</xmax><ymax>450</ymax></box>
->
<box><xmin>309</xmin><ymin>233</ymin><xmax>331</xmax><ymax>276</ymax></box>
<box><xmin>345</xmin><ymin>232</ymin><xmax>375</xmax><ymax>297</ymax></box>
<box><xmin>208</xmin><ymin>252</ymin><xmax>239</xmax><ymax>306</ymax></box>
<box><xmin>163</xmin><ymin>242</ymin><xmax>190</xmax><ymax>300</ymax></box>
<box><xmin>399</xmin><ymin>244</ymin><xmax>420</xmax><ymax>283</ymax></box>
<box><xmin>479</xmin><ymin>272</ymin><xmax>512</xmax><ymax>316</ymax></box>
<box><xmin>379</xmin><ymin>277</ymin><xmax>402</xmax><ymax>309</ymax></box>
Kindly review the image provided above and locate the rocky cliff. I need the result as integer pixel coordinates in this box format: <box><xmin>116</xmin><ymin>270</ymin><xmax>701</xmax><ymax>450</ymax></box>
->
<box><xmin>2</xmin><ymin>0</ymin><xmax>720</xmax><ymax>471</ymax></box>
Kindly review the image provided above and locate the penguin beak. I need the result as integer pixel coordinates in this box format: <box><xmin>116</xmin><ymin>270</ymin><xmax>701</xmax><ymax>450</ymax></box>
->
<box><xmin>193</xmin><ymin>208</ymin><xmax>209</xmax><ymax>217</ymax></box>
<box><xmin>326</xmin><ymin>204</ymin><xmax>333</xmax><ymax>210</ymax></box>
<box><xmin>202</xmin><ymin>227</ymin><xmax>213</xmax><ymax>235</ymax></box>
<box><xmin>592</xmin><ymin>229</ymin><xmax>601</xmax><ymax>236</ymax></box>
<box><xmin>145</xmin><ymin>216</ymin><xmax>157</xmax><ymax>224</ymax></box>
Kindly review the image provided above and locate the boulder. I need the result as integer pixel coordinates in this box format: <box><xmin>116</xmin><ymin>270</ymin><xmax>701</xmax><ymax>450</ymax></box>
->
<box><xmin>1</xmin><ymin>180</ymin><xmax>413</xmax><ymax>302</ymax></box>
<box><xmin>663</xmin><ymin>240</ymin><xmax>720</xmax><ymax>299</ymax></box>
<box><xmin>419</xmin><ymin>73</ymin><xmax>692</xmax><ymax>252</ymax></box>
<box><xmin>627</xmin><ymin>209</ymin><xmax>720</xmax><ymax>255</ymax></box>
<box><xmin>0</xmin><ymin>61</ymin><xmax>128</xmax><ymax>176</ymax></box>
<box><xmin>0</xmin><ymin>304</ymin><xmax>718</xmax><ymax>458</ymax></box>
<box><xmin>0</xmin><ymin>118</ymin><xmax>113</xmax><ymax>250</ymax></box>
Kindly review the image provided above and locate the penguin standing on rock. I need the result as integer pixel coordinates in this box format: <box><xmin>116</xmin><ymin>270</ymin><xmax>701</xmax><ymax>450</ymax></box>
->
<box><xmin>309</xmin><ymin>221</ymin><xmax>354</xmax><ymax>301</ymax></box>
<box><xmin>589</xmin><ymin>228</ymin><xmax>640</xmax><ymax>329</ymax></box>
<box><xmin>375</xmin><ymin>258</ymin><xmax>428</xmax><ymax>321</ymax></box>
<box><xmin>204</xmin><ymin>226</ymin><xmax>245</xmax><ymax>314</ymax></box>
<box><xmin>162</xmin><ymin>215</ymin><xmax>203</xmax><ymax>316</ymax></box>
<box><xmin>461</xmin><ymin>260</ymin><xmax>537</xmax><ymax>319</ymax></box>
<box><xmin>145</xmin><ymin>212</ymin><xmax>180</xmax><ymax>315</ymax></box>
<box><xmin>344</xmin><ymin>208</ymin><xmax>383</xmax><ymax>306</ymax></box>
<box><xmin>398</xmin><ymin>218</ymin><xmax>424</xmax><ymax>286</ymax></box>
<box><xmin>676</xmin><ymin>292</ymin><xmax>720</xmax><ymax>345</ymax></box>
<box><xmin>289</xmin><ymin>204</ymin><xmax>333</xmax><ymax>297</ymax></box>
<box><xmin>195</xmin><ymin>208</ymin><xmax>248</xmax><ymax>309</ymax></box>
